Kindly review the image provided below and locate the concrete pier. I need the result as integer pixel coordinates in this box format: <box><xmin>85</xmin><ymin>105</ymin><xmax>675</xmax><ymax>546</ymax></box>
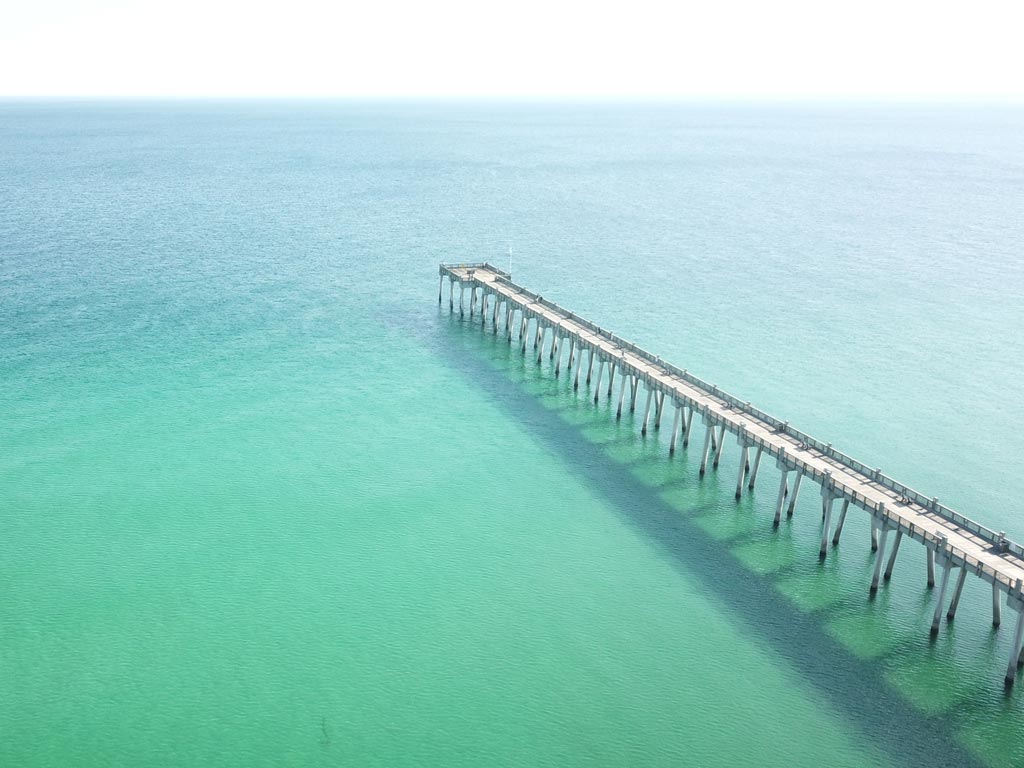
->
<box><xmin>440</xmin><ymin>262</ymin><xmax>1024</xmax><ymax>687</ymax></box>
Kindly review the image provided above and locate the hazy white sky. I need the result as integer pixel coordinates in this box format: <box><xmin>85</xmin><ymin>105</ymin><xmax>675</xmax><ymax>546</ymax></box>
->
<box><xmin>2</xmin><ymin>0</ymin><xmax>1022</xmax><ymax>99</ymax></box>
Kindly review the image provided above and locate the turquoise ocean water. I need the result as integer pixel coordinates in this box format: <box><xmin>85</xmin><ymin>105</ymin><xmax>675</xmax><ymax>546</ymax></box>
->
<box><xmin>2</xmin><ymin>102</ymin><xmax>1024</xmax><ymax>766</ymax></box>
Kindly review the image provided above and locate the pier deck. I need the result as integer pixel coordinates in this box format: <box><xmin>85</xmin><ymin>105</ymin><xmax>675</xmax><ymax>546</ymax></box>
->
<box><xmin>440</xmin><ymin>262</ymin><xmax>1024</xmax><ymax>685</ymax></box>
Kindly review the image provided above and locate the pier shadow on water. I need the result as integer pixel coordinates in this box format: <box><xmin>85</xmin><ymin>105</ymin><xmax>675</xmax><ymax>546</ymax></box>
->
<box><xmin>432</xmin><ymin>311</ymin><xmax>994</xmax><ymax>768</ymax></box>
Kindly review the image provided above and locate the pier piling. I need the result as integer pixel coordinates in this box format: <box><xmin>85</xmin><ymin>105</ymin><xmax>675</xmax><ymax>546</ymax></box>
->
<box><xmin>870</xmin><ymin>517</ymin><xmax>891</xmax><ymax>593</ymax></box>
<box><xmin>832</xmin><ymin>500</ymin><xmax>850</xmax><ymax>546</ymax></box>
<box><xmin>884</xmin><ymin>531</ymin><xmax>903</xmax><ymax>581</ymax></box>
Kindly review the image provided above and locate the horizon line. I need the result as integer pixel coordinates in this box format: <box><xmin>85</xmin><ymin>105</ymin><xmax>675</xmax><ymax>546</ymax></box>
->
<box><xmin>3</xmin><ymin>94</ymin><xmax>1024</xmax><ymax>106</ymax></box>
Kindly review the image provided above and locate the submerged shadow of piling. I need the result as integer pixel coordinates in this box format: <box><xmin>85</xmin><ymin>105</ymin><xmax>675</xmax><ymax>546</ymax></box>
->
<box><xmin>435</xmin><ymin>317</ymin><xmax>985</xmax><ymax>768</ymax></box>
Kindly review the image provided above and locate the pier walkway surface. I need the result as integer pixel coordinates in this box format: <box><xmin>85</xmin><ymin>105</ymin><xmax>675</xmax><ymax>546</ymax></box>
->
<box><xmin>440</xmin><ymin>262</ymin><xmax>1024</xmax><ymax>686</ymax></box>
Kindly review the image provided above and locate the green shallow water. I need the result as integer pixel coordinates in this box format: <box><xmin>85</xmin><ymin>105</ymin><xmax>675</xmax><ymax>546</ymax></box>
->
<box><xmin>2</xmin><ymin>101</ymin><xmax>1024</xmax><ymax>766</ymax></box>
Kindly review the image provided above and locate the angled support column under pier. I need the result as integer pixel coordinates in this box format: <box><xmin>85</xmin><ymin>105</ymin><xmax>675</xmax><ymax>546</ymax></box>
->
<box><xmin>677</xmin><ymin>405</ymin><xmax>690</xmax><ymax>446</ymax></box>
<box><xmin>735</xmin><ymin>445</ymin><xmax>749</xmax><ymax>498</ymax></box>
<box><xmin>669</xmin><ymin>404</ymin><xmax>681</xmax><ymax>454</ymax></box>
<box><xmin>607</xmin><ymin>361</ymin><xmax>616</xmax><ymax>397</ymax></box>
<box><xmin>1007</xmin><ymin>585</ymin><xmax>1024</xmax><ymax>685</ymax></box>
<box><xmin>773</xmin><ymin>457</ymin><xmax>792</xmax><ymax>527</ymax></box>
<box><xmin>869</xmin><ymin>508</ymin><xmax>891</xmax><ymax>593</ymax></box>
<box><xmin>927</xmin><ymin>548</ymin><xmax>936</xmax><ymax>588</ymax></box>
<box><xmin>786</xmin><ymin>471</ymin><xmax>804</xmax><ymax>517</ymax></box>
<box><xmin>774</xmin><ymin>475</ymin><xmax>789</xmax><ymax>526</ymax></box>
<box><xmin>884</xmin><ymin>530</ymin><xmax>903</xmax><ymax>581</ymax></box>
<box><xmin>616</xmin><ymin>374</ymin><xmax>629</xmax><ymax>418</ymax></box>
<box><xmin>630</xmin><ymin>377</ymin><xmax>640</xmax><ymax>411</ymax></box>
<box><xmin>700</xmin><ymin>423</ymin><xmax>715</xmax><ymax>475</ymax></box>
<box><xmin>819</xmin><ymin>472</ymin><xmax>837</xmax><ymax>559</ymax></box>
<box><xmin>1008</xmin><ymin>613</ymin><xmax>1024</xmax><ymax>685</ymax></box>
<box><xmin>536</xmin><ymin>326</ymin><xmax>547</xmax><ymax>363</ymax></box>
<box><xmin>682</xmin><ymin>406</ymin><xmax>694</xmax><ymax>447</ymax></box>
<box><xmin>946</xmin><ymin>567</ymin><xmax>969</xmax><ymax>621</ymax></box>
<box><xmin>573</xmin><ymin>348</ymin><xmax>585</xmax><ymax>389</ymax></box>
<box><xmin>654</xmin><ymin>392</ymin><xmax>665</xmax><ymax>430</ymax></box>
<box><xmin>641</xmin><ymin>387</ymin><xmax>654</xmax><ymax>436</ymax></box>
<box><xmin>593</xmin><ymin>358</ymin><xmax>605</xmax><ymax>402</ymax></box>
<box><xmin>734</xmin><ymin>427</ymin><xmax>752</xmax><ymax>499</ymax></box>
<box><xmin>994</xmin><ymin>583</ymin><xmax>1003</xmax><ymax>627</ymax></box>
<box><xmin>832</xmin><ymin>499</ymin><xmax>850</xmax><ymax>546</ymax></box>
<box><xmin>712</xmin><ymin>425</ymin><xmax>727</xmax><ymax>469</ymax></box>
<box><xmin>747</xmin><ymin>446</ymin><xmax>764</xmax><ymax>490</ymax></box>
<box><xmin>586</xmin><ymin>349</ymin><xmax>596</xmax><ymax>385</ymax></box>
<box><xmin>931</xmin><ymin>541</ymin><xmax>953</xmax><ymax>634</ymax></box>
